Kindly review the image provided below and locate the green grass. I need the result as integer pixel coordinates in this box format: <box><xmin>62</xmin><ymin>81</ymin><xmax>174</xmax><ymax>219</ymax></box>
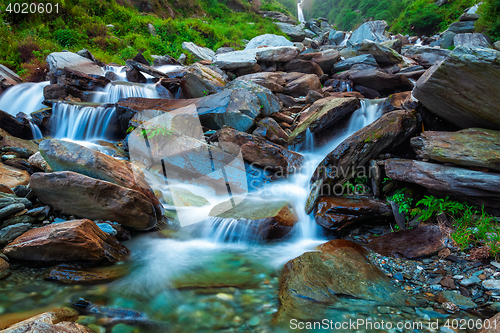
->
<box><xmin>0</xmin><ymin>0</ymin><xmax>287</xmax><ymax>76</ymax></box>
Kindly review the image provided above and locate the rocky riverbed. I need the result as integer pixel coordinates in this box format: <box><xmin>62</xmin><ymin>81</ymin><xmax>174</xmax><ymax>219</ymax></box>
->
<box><xmin>0</xmin><ymin>7</ymin><xmax>499</xmax><ymax>333</ymax></box>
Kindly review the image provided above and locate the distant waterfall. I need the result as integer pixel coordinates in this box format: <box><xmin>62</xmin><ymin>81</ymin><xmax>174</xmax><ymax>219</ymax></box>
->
<box><xmin>297</xmin><ymin>0</ymin><xmax>305</xmax><ymax>23</ymax></box>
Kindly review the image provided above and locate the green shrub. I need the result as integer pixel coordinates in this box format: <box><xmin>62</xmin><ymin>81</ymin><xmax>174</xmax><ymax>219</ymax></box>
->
<box><xmin>54</xmin><ymin>29</ymin><xmax>80</xmax><ymax>47</ymax></box>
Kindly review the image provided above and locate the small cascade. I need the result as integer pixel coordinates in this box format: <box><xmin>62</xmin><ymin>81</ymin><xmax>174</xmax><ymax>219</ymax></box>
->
<box><xmin>103</xmin><ymin>65</ymin><xmax>127</xmax><ymax>81</ymax></box>
<box><xmin>51</xmin><ymin>102</ymin><xmax>117</xmax><ymax>141</ymax></box>
<box><xmin>297</xmin><ymin>0</ymin><xmax>305</xmax><ymax>23</ymax></box>
<box><xmin>205</xmin><ymin>217</ymin><xmax>260</xmax><ymax>244</ymax></box>
<box><xmin>92</xmin><ymin>81</ymin><xmax>159</xmax><ymax>104</ymax></box>
<box><xmin>339</xmin><ymin>33</ymin><xmax>351</xmax><ymax>47</ymax></box>
<box><xmin>0</xmin><ymin>82</ymin><xmax>49</xmax><ymax>116</ymax></box>
<box><xmin>29</xmin><ymin>121</ymin><xmax>43</xmax><ymax>140</ymax></box>
<box><xmin>415</xmin><ymin>38</ymin><xmax>422</xmax><ymax>45</ymax></box>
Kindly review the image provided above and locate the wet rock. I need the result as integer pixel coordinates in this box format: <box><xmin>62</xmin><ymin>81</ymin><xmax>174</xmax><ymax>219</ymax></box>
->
<box><xmin>352</xmin><ymin>40</ymin><xmax>403</xmax><ymax>65</ymax></box>
<box><xmin>225</xmin><ymin>80</ymin><xmax>280</xmax><ymax>117</ymax></box>
<box><xmin>125</xmin><ymin>60</ymin><xmax>169</xmax><ymax>79</ymax></box>
<box><xmin>160</xmin><ymin>186</ymin><xmax>208</xmax><ymax>208</ymax></box>
<box><xmin>0</xmin><ymin>203</ymin><xmax>27</xmax><ymax>220</ymax></box>
<box><xmin>275</xmin><ymin>22</ymin><xmax>305</xmax><ymax>42</ymax></box>
<box><xmin>213</xmin><ymin>50</ymin><xmax>257</xmax><ymax>70</ymax></box>
<box><xmin>45</xmin><ymin>264</ymin><xmax>127</xmax><ymax>284</ymax></box>
<box><xmin>315</xmin><ymin>196</ymin><xmax>392</xmax><ymax>231</ymax></box>
<box><xmin>237</xmin><ymin>72</ymin><xmax>285</xmax><ymax>92</ymax></box>
<box><xmin>245</xmin><ymin>34</ymin><xmax>295</xmax><ymax>50</ymax></box>
<box><xmin>218</xmin><ymin>127</ymin><xmax>303</xmax><ymax>174</ymax></box>
<box><xmin>411</xmin><ymin>128</ymin><xmax>500</xmax><ymax>171</ymax></box>
<box><xmin>365</xmin><ymin>225</ymin><xmax>446</xmax><ymax>259</ymax></box>
<box><xmin>385</xmin><ymin>159</ymin><xmax>500</xmax><ymax>200</ymax></box>
<box><xmin>2</xmin><ymin>215</ymin><xmax>36</xmax><ymax>228</ymax></box>
<box><xmin>28</xmin><ymin>152</ymin><xmax>52</xmax><ymax>172</ymax></box>
<box><xmin>284</xmin><ymin>59</ymin><xmax>323</xmax><ymax>76</ymax></box>
<box><xmin>381</xmin><ymin>39</ymin><xmax>402</xmax><ymax>54</ymax></box>
<box><xmin>152</xmin><ymin>54</ymin><xmax>181</xmax><ymax>66</ymax></box>
<box><xmin>0</xmin><ymin>185</ymin><xmax>15</xmax><ymax>195</ymax></box>
<box><xmin>253</xmin><ymin>118</ymin><xmax>288</xmax><ymax>145</ymax></box>
<box><xmin>349</xmin><ymin>68</ymin><xmax>413</xmax><ymax>93</ymax></box>
<box><xmin>403</xmin><ymin>45</ymin><xmax>451</xmax><ymax>67</ymax></box>
<box><xmin>349</xmin><ymin>21</ymin><xmax>390</xmax><ymax>44</ymax></box>
<box><xmin>276</xmin><ymin>239</ymin><xmax>411</xmax><ymax>321</ymax></box>
<box><xmin>0</xmin><ymin>163</ymin><xmax>30</xmax><ymax>188</ymax></box>
<box><xmin>447</xmin><ymin>21</ymin><xmax>476</xmax><ymax>34</ymax></box>
<box><xmin>328</xmin><ymin>31</ymin><xmax>345</xmax><ymax>45</ymax></box>
<box><xmin>256</xmin><ymin>46</ymin><xmax>299</xmax><ymax>62</ymax></box>
<box><xmin>309</xmin><ymin>50</ymin><xmax>341</xmax><ymax>73</ymax></box>
<box><xmin>333</xmin><ymin>54</ymin><xmax>378</xmax><ymax>72</ymax></box>
<box><xmin>209</xmin><ymin>198</ymin><xmax>298</xmax><ymax>240</ymax></box>
<box><xmin>413</xmin><ymin>46</ymin><xmax>500</xmax><ymax>129</ymax></box>
<box><xmin>289</xmin><ymin>97</ymin><xmax>360</xmax><ymax>144</ymax></box>
<box><xmin>307</xmin><ymin>110</ymin><xmax>419</xmax><ymax>213</ymax></box>
<box><xmin>380</xmin><ymin>91</ymin><xmax>416</xmax><ymax>113</ymax></box>
<box><xmin>181</xmin><ymin>42</ymin><xmax>215</xmax><ymax>61</ymax></box>
<box><xmin>180</xmin><ymin>63</ymin><xmax>226</xmax><ymax>98</ymax></box>
<box><xmin>453</xmin><ymin>33</ymin><xmax>492</xmax><ymax>48</ymax></box>
<box><xmin>437</xmin><ymin>291</ymin><xmax>477</xmax><ymax>310</ymax></box>
<box><xmin>283</xmin><ymin>73</ymin><xmax>322</xmax><ymax>97</ymax></box>
<box><xmin>54</xmin><ymin>68</ymin><xmax>110</xmax><ymax>90</ymax></box>
<box><xmin>4</xmin><ymin>219</ymin><xmax>129</xmax><ymax>263</ymax></box>
<box><xmin>30</xmin><ymin>172</ymin><xmax>157</xmax><ymax>230</ymax></box>
<box><xmin>0</xmin><ymin>256</ymin><xmax>8</xmax><ymax>271</ymax></box>
<box><xmin>46</xmin><ymin>52</ymin><xmax>104</xmax><ymax>77</ymax></box>
<box><xmin>39</xmin><ymin>139</ymin><xmax>163</xmax><ymax>223</ymax></box>
<box><xmin>0</xmin><ymin>223</ymin><xmax>32</xmax><ymax>246</ymax></box>
<box><xmin>0</xmin><ymin>110</ymin><xmax>33</xmax><ymax>140</ymax></box>
<box><xmin>0</xmin><ymin>136</ymin><xmax>38</xmax><ymax>157</ymax></box>
<box><xmin>125</xmin><ymin>67</ymin><xmax>146</xmax><ymax>83</ymax></box>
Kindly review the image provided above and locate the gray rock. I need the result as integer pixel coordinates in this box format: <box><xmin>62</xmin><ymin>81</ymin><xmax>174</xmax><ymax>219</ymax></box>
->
<box><xmin>181</xmin><ymin>42</ymin><xmax>215</xmax><ymax>61</ymax></box>
<box><xmin>447</xmin><ymin>21</ymin><xmax>475</xmax><ymax>34</ymax></box>
<box><xmin>305</xmin><ymin>20</ymin><xmax>322</xmax><ymax>35</ymax></box>
<box><xmin>483</xmin><ymin>279</ymin><xmax>500</xmax><ymax>290</ymax></box>
<box><xmin>0</xmin><ymin>64</ymin><xmax>22</xmax><ymax>89</ymax></box>
<box><xmin>349</xmin><ymin>20</ymin><xmax>390</xmax><ymax>44</ymax></box>
<box><xmin>177</xmin><ymin>53</ymin><xmax>187</xmax><ymax>65</ymax></box>
<box><xmin>351</xmin><ymin>39</ymin><xmax>403</xmax><ymax>65</ymax></box>
<box><xmin>440</xmin><ymin>31</ymin><xmax>456</xmax><ymax>49</ymax></box>
<box><xmin>255</xmin><ymin>46</ymin><xmax>299</xmax><ymax>62</ymax></box>
<box><xmin>333</xmin><ymin>54</ymin><xmax>378</xmax><ymax>72</ymax></box>
<box><xmin>275</xmin><ymin>22</ymin><xmax>305</xmax><ymax>42</ymax></box>
<box><xmin>460</xmin><ymin>275</ymin><xmax>481</xmax><ymax>286</ymax></box>
<box><xmin>304</xmin><ymin>29</ymin><xmax>316</xmax><ymax>38</ymax></box>
<box><xmin>213</xmin><ymin>50</ymin><xmax>257</xmax><ymax>70</ymax></box>
<box><xmin>495</xmin><ymin>41</ymin><xmax>500</xmax><ymax>51</ymax></box>
<box><xmin>459</xmin><ymin>13</ymin><xmax>480</xmax><ymax>21</ymax></box>
<box><xmin>0</xmin><ymin>197</ymin><xmax>31</xmax><ymax>210</ymax></box>
<box><xmin>147</xmin><ymin>23</ymin><xmax>156</xmax><ymax>36</ymax></box>
<box><xmin>329</xmin><ymin>30</ymin><xmax>345</xmax><ymax>45</ymax></box>
<box><xmin>413</xmin><ymin>46</ymin><xmax>500</xmax><ymax>129</ymax></box>
<box><xmin>215</xmin><ymin>47</ymin><xmax>235</xmax><ymax>55</ymax></box>
<box><xmin>454</xmin><ymin>33</ymin><xmax>492</xmax><ymax>48</ymax></box>
<box><xmin>46</xmin><ymin>52</ymin><xmax>104</xmax><ymax>76</ymax></box>
<box><xmin>260</xmin><ymin>11</ymin><xmax>297</xmax><ymax>25</ymax></box>
<box><xmin>225</xmin><ymin>80</ymin><xmax>280</xmax><ymax>117</ymax></box>
<box><xmin>245</xmin><ymin>34</ymin><xmax>294</xmax><ymax>50</ymax></box>
<box><xmin>439</xmin><ymin>291</ymin><xmax>477</xmax><ymax>310</ymax></box>
<box><xmin>0</xmin><ymin>223</ymin><xmax>31</xmax><ymax>245</ymax></box>
<box><xmin>0</xmin><ymin>203</ymin><xmax>26</xmax><ymax>219</ymax></box>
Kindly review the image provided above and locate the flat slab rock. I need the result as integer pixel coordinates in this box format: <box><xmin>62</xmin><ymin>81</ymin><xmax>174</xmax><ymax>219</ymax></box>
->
<box><xmin>3</xmin><ymin>219</ymin><xmax>129</xmax><ymax>263</ymax></box>
<box><xmin>365</xmin><ymin>225</ymin><xmax>447</xmax><ymax>259</ymax></box>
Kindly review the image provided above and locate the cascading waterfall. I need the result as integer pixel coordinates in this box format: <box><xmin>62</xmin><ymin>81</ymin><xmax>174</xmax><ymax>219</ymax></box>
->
<box><xmin>29</xmin><ymin>122</ymin><xmax>43</xmax><ymax>140</ymax></box>
<box><xmin>297</xmin><ymin>0</ymin><xmax>305</xmax><ymax>23</ymax></box>
<box><xmin>339</xmin><ymin>32</ymin><xmax>351</xmax><ymax>47</ymax></box>
<box><xmin>0</xmin><ymin>81</ymin><xmax>49</xmax><ymax>116</ymax></box>
<box><xmin>92</xmin><ymin>81</ymin><xmax>159</xmax><ymax>104</ymax></box>
<box><xmin>51</xmin><ymin>102</ymin><xmax>117</xmax><ymax>140</ymax></box>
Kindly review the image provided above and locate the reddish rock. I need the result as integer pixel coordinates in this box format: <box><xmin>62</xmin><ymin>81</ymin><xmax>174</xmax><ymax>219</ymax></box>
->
<box><xmin>253</xmin><ymin>117</ymin><xmax>288</xmax><ymax>145</ymax></box>
<box><xmin>0</xmin><ymin>136</ymin><xmax>39</xmax><ymax>157</ymax></box>
<box><xmin>478</xmin><ymin>312</ymin><xmax>500</xmax><ymax>333</ymax></box>
<box><xmin>3</xmin><ymin>219</ymin><xmax>129</xmax><ymax>263</ymax></box>
<box><xmin>283</xmin><ymin>73</ymin><xmax>322</xmax><ymax>97</ymax></box>
<box><xmin>284</xmin><ymin>59</ymin><xmax>324</xmax><ymax>77</ymax></box>
<box><xmin>440</xmin><ymin>277</ymin><xmax>457</xmax><ymax>289</ymax></box>
<box><xmin>238</xmin><ymin>72</ymin><xmax>285</xmax><ymax>92</ymax></box>
<box><xmin>350</xmin><ymin>68</ymin><xmax>413</xmax><ymax>93</ymax></box>
<box><xmin>365</xmin><ymin>225</ymin><xmax>447</xmax><ymax>259</ymax></box>
<box><xmin>0</xmin><ymin>163</ymin><xmax>30</xmax><ymax>188</ymax></box>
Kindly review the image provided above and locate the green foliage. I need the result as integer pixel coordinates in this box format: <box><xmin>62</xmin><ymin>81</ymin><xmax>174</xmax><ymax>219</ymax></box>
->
<box><xmin>412</xmin><ymin>195</ymin><xmax>467</xmax><ymax>222</ymax></box>
<box><xmin>477</xmin><ymin>0</ymin><xmax>500</xmax><ymax>41</ymax></box>
<box><xmin>387</xmin><ymin>188</ymin><xmax>413</xmax><ymax>215</ymax></box>
<box><xmin>54</xmin><ymin>29</ymin><xmax>81</xmax><ymax>47</ymax></box>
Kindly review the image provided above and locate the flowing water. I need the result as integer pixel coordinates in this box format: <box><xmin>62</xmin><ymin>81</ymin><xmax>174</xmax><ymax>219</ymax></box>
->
<box><xmin>0</xmin><ymin>81</ymin><xmax>49</xmax><ymax>116</ymax></box>
<box><xmin>297</xmin><ymin>0</ymin><xmax>305</xmax><ymax>23</ymax></box>
<box><xmin>92</xmin><ymin>81</ymin><xmax>159</xmax><ymax>104</ymax></box>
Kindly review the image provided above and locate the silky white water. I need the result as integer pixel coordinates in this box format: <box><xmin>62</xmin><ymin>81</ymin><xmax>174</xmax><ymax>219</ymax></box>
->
<box><xmin>0</xmin><ymin>81</ymin><xmax>49</xmax><ymax>116</ymax></box>
<box><xmin>297</xmin><ymin>0</ymin><xmax>305</xmax><ymax>23</ymax></box>
<box><xmin>92</xmin><ymin>81</ymin><xmax>159</xmax><ymax>103</ymax></box>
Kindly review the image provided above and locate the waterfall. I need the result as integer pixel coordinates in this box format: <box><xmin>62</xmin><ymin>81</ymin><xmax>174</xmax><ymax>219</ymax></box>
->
<box><xmin>92</xmin><ymin>81</ymin><xmax>159</xmax><ymax>104</ymax></box>
<box><xmin>0</xmin><ymin>82</ymin><xmax>49</xmax><ymax>116</ymax></box>
<box><xmin>51</xmin><ymin>102</ymin><xmax>117</xmax><ymax>141</ymax></box>
<box><xmin>297</xmin><ymin>0</ymin><xmax>305</xmax><ymax>23</ymax></box>
<box><xmin>29</xmin><ymin>121</ymin><xmax>43</xmax><ymax>140</ymax></box>
<box><xmin>339</xmin><ymin>32</ymin><xmax>351</xmax><ymax>47</ymax></box>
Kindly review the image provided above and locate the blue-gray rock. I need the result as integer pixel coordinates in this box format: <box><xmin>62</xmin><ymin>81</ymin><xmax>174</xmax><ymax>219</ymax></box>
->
<box><xmin>275</xmin><ymin>22</ymin><xmax>305</xmax><ymax>42</ymax></box>
<box><xmin>245</xmin><ymin>34</ymin><xmax>294</xmax><ymax>50</ymax></box>
<box><xmin>213</xmin><ymin>50</ymin><xmax>256</xmax><ymax>70</ymax></box>
<box><xmin>225</xmin><ymin>80</ymin><xmax>280</xmax><ymax>117</ymax></box>
<box><xmin>349</xmin><ymin>21</ymin><xmax>390</xmax><ymax>44</ymax></box>
<box><xmin>351</xmin><ymin>39</ymin><xmax>403</xmax><ymax>65</ymax></box>
<box><xmin>440</xmin><ymin>31</ymin><xmax>456</xmax><ymax>49</ymax></box>
<box><xmin>454</xmin><ymin>33</ymin><xmax>492</xmax><ymax>48</ymax></box>
<box><xmin>447</xmin><ymin>21</ymin><xmax>475</xmax><ymax>34</ymax></box>
<box><xmin>333</xmin><ymin>54</ymin><xmax>378</xmax><ymax>72</ymax></box>
<box><xmin>0</xmin><ymin>223</ymin><xmax>31</xmax><ymax>245</ymax></box>
<box><xmin>304</xmin><ymin>29</ymin><xmax>316</xmax><ymax>38</ymax></box>
<box><xmin>439</xmin><ymin>291</ymin><xmax>477</xmax><ymax>310</ymax></box>
<box><xmin>0</xmin><ymin>203</ymin><xmax>26</xmax><ymax>219</ymax></box>
<box><xmin>329</xmin><ymin>30</ymin><xmax>345</xmax><ymax>45</ymax></box>
<box><xmin>96</xmin><ymin>222</ymin><xmax>118</xmax><ymax>236</ymax></box>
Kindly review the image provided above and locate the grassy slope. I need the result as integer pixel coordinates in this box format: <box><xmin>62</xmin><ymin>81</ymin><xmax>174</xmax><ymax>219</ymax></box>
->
<box><xmin>0</xmin><ymin>0</ymin><xmax>289</xmax><ymax>77</ymax></box>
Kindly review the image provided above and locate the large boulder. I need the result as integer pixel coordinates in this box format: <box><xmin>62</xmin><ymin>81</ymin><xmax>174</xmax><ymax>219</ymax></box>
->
<box><xmin>255</xmin><ymin>46</ymin><xmax>299</xmax><ymax>62</ymax></box>
<box><xmin>447</xmin><ymin>21</ymin><xmax>475</xmax><ymax>34</ymax></box>
<box><xmin>349</xmin><ymin>68</ymin><xmax>413</xmax><ymax>93</ymax></box>
<box><xmin>209</xmin><ymin>198</ymin><xmax>298</xmax><ymax>240</ymax></box>
<box><xmin>349</xmin><ymin>20</ymin><xmax>390</xmax><ymax>44</ymax></box>
<box><xmin>3</xmin><ymin>219</ymin><xmax>129</xmax><ymax>263</ymax></box>
<box><xmin>30</xmin><ymin>172</ymin><xmax>157</xmax><ymax>230</ymax></box>
<box><xmin>181</xmin><ymin>42</ymin><xmax>215</xmax><ymax>61</ymax></box>
<box><xmin>46</xmin><ymin>52</ymin><xmax>104</xmax><ymax>76</ymax></box>
<box><xmin>413</xmin><ymin>46</ymin><xmax>500</xmax><ymax>129</ymax></box>
<box><xmin>288</xmin><ymin>97</ymin><xmax>360</xmax><ymax>144</ymax></box>
<box><xmin>237</xmin><ymin>72</ymin><xmax>285</xmax><ymax>92</ymax></box>
<box><xmin>411</xmin><ymin>128</ymin><xmax>500</xmax><ymax>171</ymax></box>
<box><xmin>38</xmin><ymin>139</ymin><xmax>163</xmax><ymax>222</ymax></box>
<box><xmin>225</xmin><ymin>79</ymin><xmax>280</xmax><ymax>116</ymax></box>
<box><xmin>218</xmin><ymin>127</ymin><xmax>303</xmax><ymax>174</ymax></box>
<box><xmin>180</xmin><ymin>63</ymin><xmax>226</xmax><ymax>98</ymax></box>
<box><xmin>283</xmin><ymin>59</ymin><xmax>323</xmax><ymax>76</ymax></box>
<box><xmin>351</xmin><ymin>39</ymin><xmax>403</xmax><ymax>65</ymax></box>
<box><xmin>276</xmin><ymin>239</ymin><xmax>411</xmax><ymax>321</ymax></box>
<box><xmin>315</xmin><ymin>196</ymin><xmax>392</xmax><ymax>231</ymax></box>
<box><xmin>275</xmin><ymin>22</ymin><xmax>305</xmax><ymax>42</ymax></box>
<box><xmin>453</xmin><ymin>33</ymin><xmax>492</xmax><ymax>48</ymax></box>
<box><xmin>283</xmin><ymin>73</ymin><xmax>322</xmax><ymax>97</ymax></box>
<box><xmin>245</xmin><ymin>34</ymin><xmax>295</xmax><ymax>50</ymax></box>
<box><xmin>333</xmin><ymin>54</ymin><xmax>378</xmax><ymax>72</ymax></box>
<box><xmin>213</xmin><ymin>49</ymin><xmax>257</xmax><ymax>70</ymax></box>
<box><xmin>306</xmin><ymin>110</ymin><xmax>419</xmax><ymax>213</ymax></box>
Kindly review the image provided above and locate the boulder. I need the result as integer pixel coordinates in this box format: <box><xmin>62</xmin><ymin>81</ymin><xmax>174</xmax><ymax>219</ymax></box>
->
<box><xmin>411</xmin><ymin>128</ymin><xmax>500</xmax><ymax>171</ymax></box>
<box><xmin>255</xmin><ymin>46</ymin><xmax>299</xmax><ymax>62</ymax></box>
<box><xmin>381</xmin><ymin>39</ymin><xmax>403</xmax><ymax>54</ymax></box>
<box><xmin>181</xmin><ymin>42</ymin><xmax>215</xmax><ymax>61</ymax></box>
<box><xmin>288</xmin><ymin>97</ymin><xmax>360</xmax><ymax>144</ymax></box>
<box><xmin>333</xmin><ymin>54</ymin><xmax>378</xmax><ymax>72</ymax></box>
<box><xmin>315</xmin><ymin>197</ymin><xmax>392</xmax><ymax>231</ymax></box>
<box><xmin>0</xmin><ymin>136</ymin><xmax>38</xmax><ymax>157</ymax></box>
<box><xmin>328</xmin><ymin>30</ymin><xmax>345</xmax><ymax>45</ymax></box>
<box><xmin>403</xmin><ymin>45</ymin><xmax>451</xmax><ymax>67</ymax></box>
<box><xmin>384</xmin><ymin>159</ymin><xmax>500</xmax><ymax>199</ymax></box>
<box><xmin>260</xmin><ymin>11</ymin><xmax>297</xmax><ymax>25</ymax></box>
<box><xmin>440</xmin><ymin>31</ymin><xmax>456</xmax><ymax>49</ymax></box>
<box><xmin>54</xmin><ymin>68</ymin><xmax>110</xmax><ymax>90</ymax></box>
<box><xmin>460</xmin><ymin>13</ymin><xmax>480</xmax><ymax>21</ymax></box>
<box><xmin>209</xmin><ymin>198</ymin><xmax>298</xmax><ymax>240</ymax></box>
<box><xmin>306</xmin><ymin>110</ymin><xmax>419</xmax><ymax>213</ymax></box>
<box><xmin>4</xmin><ymin>219</ymin><xmax>129</xmax><ymax>263</ymax></box>
<box><xmin>276</xmin><ymin>239</ymin><xmax>411</xmax><ymax>321</ymax></box>
<box><xmin>349</xmin><ymin>68</ymin><xmax>413</xmax><ymax>93</ymax></box>
<box><xmin>237</xmin><ymin>72</ymin><xmax>285</xmax><ymax>92</ymax></box>
<box><xmin>308</xmin><ymin>50</ymin><xmax>341</xmax><ymax>73</ymax></box>
<box><xmin>352</xmin><ymin>39</ymin><xmax>403</xmax><ymax>65</ymax></box>
<box><xmin>245</xmin><ymin>34</ymin><xmax>295</xmax><ymax>50</ymax></box>
<box><xmin>213</xmin><ymin>50</ymin><xmax>257</xmax><ymax>70</ymax></box>
<box><xmin>413</xmin><ymin>46</ymin><xmax>500</xmax><ymax>129</ymax></box>
<box><xmin>46</xmin><ymin>52</ymin><xmax>104</xmax><ymax>76</ymax></box>
<box><xmin>180</xmin><ymin>63</ymin><xmax>226</xmax><ymax>98</ymax></box>
<box><xmin>218</xmin><ymin>127</ymin><xmax>303</xmax><ymax>174</ymax></box>
<box><xmin>253</xmin><ymin>118</ymin><xmax>288</xmax><ymax>145</ymax></box>
<box><xmin>28</xmin><ymin>152</ymin><xmax>52</xmax><ymax>172</ymax></box>
<box><xmin>283</xmin><ymin>59</ymin><xmax>323</xmax><ymax>76</ymax></box>
<box><xmin>453</xmin><ymin>33</ymin><xmax>492</xmax><ymax>48</ymax></box>
<box><xmin>275</xmin><ymin>22</ymin><xmax>305</xmax><ymax>42</ymax></box>
<box><xmin>365</xmin><ymin>225</ymin><xmax>446</xmax><ymax>259</ymax></box>
<box><xmin>0</xmin><ymin>110</ymin><xmax>33</xmax><ymax>140</ymax></box>
<box><xmin>283</xmin><ymin>73</ymin><xmax>322</xmax><ymax>97</ymax></box>
<box><xmin>125</xmin><ymin>59</ymin><xmax>170</xmax><ymax>79</ymax></box>
<box><xmin>225</xmin><ymin>80</ymin><xmax>280</xmax><ymax>116</ymax></box>
<box><xmin>38</xmin><ymin>139</ymin><xmax>163</xmax><ymax>222</ymax></box>
<box><xmin>0</xmin><ymin>163</ymin><xmax>30</xmax><ymax>188</ymax></box>
<box><xmin>349</xmin><ymin>21</ymin><xmax>390</xmax><ymax>44</ymax></box>
<box><xmin>447</xmin><ymin>21</ymin><xmax>475</xmax><ymax>34</ymax></box>
<box><xmin>30</xmin><ymin>172</ymin><xmax>157</xmax><ymax>230</ymax></box>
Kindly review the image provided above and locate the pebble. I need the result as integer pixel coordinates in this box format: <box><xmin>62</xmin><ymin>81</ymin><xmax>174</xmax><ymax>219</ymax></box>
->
<box><xmin>491</xmin><ymin>261</ymin><xmax>500</xmax><ymax>269</ymax></box>
<box><xmin>377</xmin><ymin>306</ymin><xmax>391</xmax><ymax>313</ymax></box>
<box><xmin>248</xmin><ymin>316</ymin><xmax>261</xmax><ymax>326</ymax></box>
<box><xmin>483</xmin><ymin>279</ymin><xmax>500</xmax><ymax>290</ymax></box>
<box><xmin>460</xmin><ymin>276</ymin><xmax>481</xmax><ymax>286</ymax></box>
<box><xmin>453</xmin><ymin>275</ymin><xmax>464</xmax><ymax>279</ymax></box>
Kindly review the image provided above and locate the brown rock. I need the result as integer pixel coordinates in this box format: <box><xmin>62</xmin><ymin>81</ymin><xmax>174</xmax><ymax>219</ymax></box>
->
<box><xmin>238</xmin><ymin>72</ymin><xmax>285</xmax><ymax>92</ymax></box>
<box><xmin>253</xmin><ymin>117</ymin><xmax>288</xmax><ymax>145</ymax></box>
<box><xmin>3</xmin><ymin>219</ymin><xmax>129</xmax><ymax>263</ymax></box>
<box><xmin>44</xmin><ymin>263</ymin><xmax>127</xmax><ymax>284</ymax></box>
<box><xmin>29</xmin><ymin>172</ymin><xmax>157</xmax><ymax>230</ymax></box>
<box><xmin>350</xmin><ymin>68</ymin><xmax>413</xmax><ymax>93</ymax></box>
<box><xmin>381</xmin><ymin>91</ymin><xmax>416</xmax><ymax>113</ymax></box>
<box><xmin>55</xmin><ymin>67</ymin><xmax>110</xmax><ymax>90</ymax></box>
<box><xmin>284</xmin><ymin>59</ymin><xmax>324</xmax><ymax>77</ymax></box>
<box><xmin>0</xmin><ymin>184</ymin><xmax>15</xmax><ymax>195</ymax></box>
<box><xmin>28</xmin><ymin>152</ymin><xmax>52</xmax><ymax>172</ymax></box>
<box><xmin>311</xmin><ymin>50</ymin><xmax>341</xmax><ymax>73</ymax></box>
<box><xmin>478</xmin><ymin>312</ymin><xmax>500</xmax><ymax>333</ymax></box>
<box><xmin>0</xmin><ymin>110</ymin><xmax>33</xmax><ymax>140</ymax></box>
<box><xmin>0</xmin><ymin>163</ymin><xmax>30</xmax><ymax>188</ymax></box>
<box><xmin>440</xmin><ymin>277</ymin><xmax>457</xmax><ymax>289</ymax></box>
<box><xmin>365</xmin><ymin>225</ymin><xmax>446</xmax><ymax>259</ymax></box>
<box><xmin>283</xmin><ymin>73</ymin><xmax>322</xmax><ymax>97</ymax></box>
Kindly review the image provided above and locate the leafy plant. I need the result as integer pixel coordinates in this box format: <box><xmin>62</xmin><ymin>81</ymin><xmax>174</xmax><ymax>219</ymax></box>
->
<box><xmin>387</xmin><ymin>188</ymin><xmax>413</xmax><ymax>215</ymax></box>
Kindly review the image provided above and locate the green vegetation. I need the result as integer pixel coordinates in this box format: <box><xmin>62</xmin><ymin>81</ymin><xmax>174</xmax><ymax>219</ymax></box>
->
<box><xmin>477</xmin><ymin>0</ymin><xmax>500</xmax><ymax>41</ymax></box>
<box><xmin>0</xmin><ymin>0</ymin><xmax>286</xmax><ymax>76</ymax></box>
<box><xmin>387</xmin><ymin>188</ymin><xmax>413</xmax><ymax>216</ymax></box>
<box><xmin>260</xmin><ymin>0</ymin><xmax>295</xmax><ymax>15</ymax></box>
